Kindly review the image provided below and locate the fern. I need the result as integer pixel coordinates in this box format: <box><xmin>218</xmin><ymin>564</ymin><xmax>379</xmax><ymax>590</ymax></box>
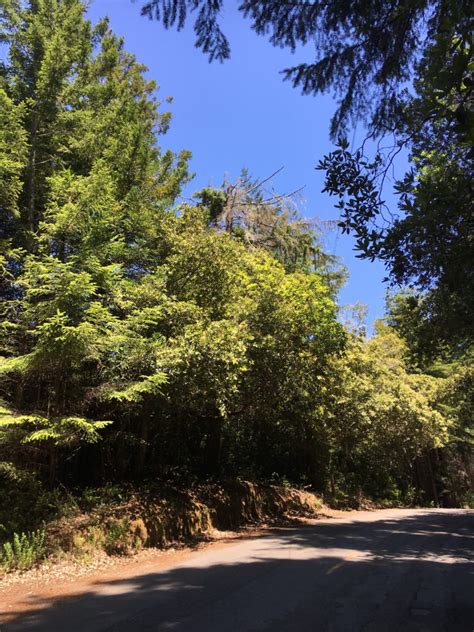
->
<box><xmin>0</xmin><ymin>355</ymin><xmax>33</xmax><ymax>376</ymax></box>
<box><xmin>0</xmin><ymin>405</ymin><xmax>112</xmax><ymax>445</ymax></box>
<box><xmin>102</xmin><ymin>372</ymin><xmax>167</xmax><ymax>403</ymax></box>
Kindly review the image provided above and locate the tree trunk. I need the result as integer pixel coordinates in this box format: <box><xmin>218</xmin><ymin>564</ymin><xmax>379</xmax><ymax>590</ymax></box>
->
<box><xmin>427</xmin><ymin>452</ymin><xmax>439</xmax><ymax>507</ymax></box>
<box><xmin>136</xmin><ymin>418</ymin><xmax>149</xmax><ymax>477</ymax></box>
<box><xmin>26</xmin><ymin>115</ymin><xmax>39</xmax><ymax>236</ymax></box>
<box><xmin>203</xmin><ymin>416</ymin><xmax>223</xmax><ymax>477</ymax></box>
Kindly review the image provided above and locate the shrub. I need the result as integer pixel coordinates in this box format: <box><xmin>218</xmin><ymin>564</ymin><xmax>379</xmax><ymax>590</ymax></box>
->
<box><xmin>103</xmin><ymin>517</ymin><xmax>148</xmax><ymax>555</ymax></box>
<box><xmin>1</xmin><ymin>529</ymin><xmax>46</xmax><ymax>572</ymax></box>
<box><xmin>129</xmin><ymin>518</ymin><xmax>148</xmax><ymax>550</ymax></box>
<box><xmin>0</xmin><ymin>463</ymin><xmax>60</xmax><ymax>540</ymax></box>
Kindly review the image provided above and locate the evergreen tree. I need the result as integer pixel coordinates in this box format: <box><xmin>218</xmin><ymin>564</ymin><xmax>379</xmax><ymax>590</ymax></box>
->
<box><xmin>0</xmin><ymin>0</ymin><xmax>190</xmax><ymax>475</ymax></box>
<box><xmin>0</xmin><ymin>0</ymin><xmax>457</xmax><ymax>512</ymax></box>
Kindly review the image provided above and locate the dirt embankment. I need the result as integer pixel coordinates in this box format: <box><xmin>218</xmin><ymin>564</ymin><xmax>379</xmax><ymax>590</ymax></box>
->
<box><xmin>46</xmin><ymin>481</ymin><xmax>323</xmax><ymax>556</ymax></box>
<box><xmin>0</xmin><ymin>480</ymin><xmax>325</xmax><ymax>606</ymax></box>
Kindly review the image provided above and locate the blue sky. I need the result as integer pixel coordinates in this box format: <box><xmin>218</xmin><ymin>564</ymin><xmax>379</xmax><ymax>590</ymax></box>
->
<box><xmin>87</xmin><ymin>1</ymin><xmax>409</xmax><ymax>331</ymax></box>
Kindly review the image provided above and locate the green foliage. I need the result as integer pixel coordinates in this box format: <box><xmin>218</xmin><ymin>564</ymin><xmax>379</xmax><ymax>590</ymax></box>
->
<box><xmin>0</xmin><ymin>403</ymin><xmax>112</xmax><ymax>446</ymax></box>
<box><xmin>102</xmin><ymin>373</ymin><xmax>168</xmax><ymax>404</ymax></box>
<box><xmin>145</xmin><ymin>2</ymin><xmax>472</xmax><ymax>349</ymax></box>
<box><xmin>316</xmin><ymin>21</ymin><xmax>472</xmax><ymax>345</ymax></box>
<box><xmin>0</xmin><ymin>463</ymin><xmax>60</xmax><ymax>539</ymax></box>
<box><xmin>0</xmin><ymin>0</ymin><xmax>190</xmax><ymax>476</ymax></box>
<box><xmin>104</xmin><ymin>518</ymin><xmax>133</xmax><ymax>555</ymax></box>
<box><xmin>435</xmin><ymin>365</ymin><xmax>474</xmax><ymax>506</ymax></box>
<box><xmin>1</xmin><ymin>529</ymin><xmax>46</xmax><ymax>572</ymax></box>
<box><xmin>0</xmin><ymin>0</ymin><xmax>462</xmax><ymax>534</ymax></box>
<box><xmin>141</xmin><ymin>1</ymin><xmax>471</xmax><ymax>137</ymax></box>
<box><xmin>196</xmin><ymin>170</ymin><xmax>348</xmax><ymax>289</ymax></box>
<box><xmin>313</xmin><ymin>325</ymin><xmax>451</xmax><ymax>500</ymax></box>
<box><xmin>0</xmin><ymin>88</ymin><xmax>27</xmax><ymax>218</ymax></box>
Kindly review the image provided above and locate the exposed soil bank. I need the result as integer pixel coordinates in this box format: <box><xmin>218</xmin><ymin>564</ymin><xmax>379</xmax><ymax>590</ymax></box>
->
<box><xmin>50</xmin><ymin>480</ymin><xmax>324</xmax><ymax>553</ymax></box>
<box><xmin>1</xmin><ymin>481</ymin><xmax>324</xmax><ymax>584</ymax></box>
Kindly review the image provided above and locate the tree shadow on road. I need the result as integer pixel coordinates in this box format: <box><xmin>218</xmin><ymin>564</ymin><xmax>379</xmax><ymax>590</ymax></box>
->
<box><xmin>3</xmin><ymin>511</ymin><xmax>473</xmax><ymax>631</ymax></box>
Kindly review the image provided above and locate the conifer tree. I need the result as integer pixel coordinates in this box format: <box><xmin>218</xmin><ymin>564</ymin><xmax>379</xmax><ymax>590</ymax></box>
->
<box><xmin>0</xmin><ymin>0</ymin><xmax>190</xmax><ymax>469</ymax></box>
<box><xmin>0</xmin><ymin>0</ymin><xmax>456</xmax><ymax>505</ymax></box>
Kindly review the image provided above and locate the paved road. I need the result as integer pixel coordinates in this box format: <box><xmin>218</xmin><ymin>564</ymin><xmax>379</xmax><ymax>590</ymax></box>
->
<box><xmin>4</xmin><ymin>509</ymin><xmax>473</xmax><ymax>631</ymax></box>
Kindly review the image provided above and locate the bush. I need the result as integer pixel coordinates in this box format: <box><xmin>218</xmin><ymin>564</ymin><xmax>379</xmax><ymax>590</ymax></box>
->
<box><xmin>1</xmin><ymin>529</ymin><xmax>46</xmax><ymax>572</ymax></box>
<box><xmin>0</xmin><ymin>463</ymin><xmax>61</xmax><ymax>541</ymax></box>
<box><xmin>103</xmin><ymin>518</ymin><xmax>147</xmax><ymax>554</ymax></box>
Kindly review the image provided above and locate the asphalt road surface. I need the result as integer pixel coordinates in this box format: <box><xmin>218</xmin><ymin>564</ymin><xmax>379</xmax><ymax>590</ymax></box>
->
<box><xmin>3</xmin><ymin>508</ymin><xmax>473</xmax><ymax>631</ymax></box>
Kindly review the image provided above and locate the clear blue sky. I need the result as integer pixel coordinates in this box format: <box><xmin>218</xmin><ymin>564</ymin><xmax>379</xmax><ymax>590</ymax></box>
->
<box><xmin>88</xmin><ymin>1</ymin><xmax>408</xmax><ymax>330</ymax></box>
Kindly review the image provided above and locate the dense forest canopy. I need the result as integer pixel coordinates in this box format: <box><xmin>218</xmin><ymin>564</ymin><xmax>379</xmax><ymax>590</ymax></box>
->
<box><xmin>0</xmin><ymin>0</ymin><xmax>472</xmax><ymax>544</ymax></box>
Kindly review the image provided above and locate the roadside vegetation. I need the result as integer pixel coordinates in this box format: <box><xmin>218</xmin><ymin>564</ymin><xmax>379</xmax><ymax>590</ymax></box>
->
<box><xmin>0</xmin><ymin>0</ymin><xmax>472</xmax><ymax>573</ymax></box>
